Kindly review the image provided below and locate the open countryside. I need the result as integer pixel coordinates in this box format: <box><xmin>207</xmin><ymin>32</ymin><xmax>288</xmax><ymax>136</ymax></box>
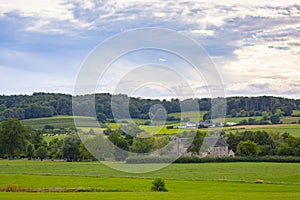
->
<box><xmin>0</xmin><ymin>94</ymin><xmax>300</xmax><ymax>199</ymax></box>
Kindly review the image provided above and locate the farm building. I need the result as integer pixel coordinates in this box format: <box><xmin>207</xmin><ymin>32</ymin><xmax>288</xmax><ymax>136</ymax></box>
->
<box><xmin>174</xmin><ymin>137</ymin><xmax>235</xmax><ymax>157</ymax></box>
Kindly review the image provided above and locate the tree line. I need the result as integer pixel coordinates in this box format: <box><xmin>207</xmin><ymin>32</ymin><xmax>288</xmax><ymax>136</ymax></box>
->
<box><xmin>0</xmin><ymin>93</ymin><xmax>299</xmax><ymax>122</ymax></box>
<box><xmin>1</xmin><ymin>118</ymin><xmax>300</xmax><ymax>161</ymax></box>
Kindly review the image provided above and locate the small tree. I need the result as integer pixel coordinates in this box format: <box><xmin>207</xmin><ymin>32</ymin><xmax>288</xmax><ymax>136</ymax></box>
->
<box><xmin>151</xmin><ymin>178</ymin><xmax>168</xmax><ymax>192</ymax></box>
<box><xmin>237</xmin><ymin>140</ymin><xmax>260</xmax><ymax>156</ymax></box>
<box><xmin>26</xmin><ymin>144</ymin><xmax>35</xmax><ymax>160</ymax></box>
<box><xmin>35</xmin><ymin>146</ymin><xmax>48</xmax><ymax>161</ymax></box>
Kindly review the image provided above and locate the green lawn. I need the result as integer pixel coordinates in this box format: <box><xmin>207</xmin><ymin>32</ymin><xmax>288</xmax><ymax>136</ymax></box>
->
<box><xmin>0</xmin><ymin>160</ymin><xmax>299</xmax><ymax>199</ymax></box>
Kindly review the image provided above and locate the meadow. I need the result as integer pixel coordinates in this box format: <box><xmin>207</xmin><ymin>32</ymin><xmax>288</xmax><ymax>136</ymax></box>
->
<box><xmin>22</xmin><ymin>116</ymin><xmax>99</xmax><ymax>129</ymax></box>
<box><xmin>0</xmin><ymin>160</ymin><xmax>300</xmax><ymax>199</ymax></box>
<box><xmin>226</xmin><ymin>124</ymin><xmax>300</xmax><ymax>137</ymax></box>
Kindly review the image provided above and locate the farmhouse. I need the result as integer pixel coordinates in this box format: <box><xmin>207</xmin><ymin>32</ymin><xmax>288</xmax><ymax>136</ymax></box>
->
<box><xmin>204</xmin><ymin>138</ymin><xmax>235</xmax><ymax>157</ymax></box>
<box><xmin>186</xmin><ymin>121</ymin><xmax>197</xmax><ymax>128</ymax></box>
<box><xmin>174</xmin><ymin>137</ymin><xmax>235</xmax><ymax>157</ymax></box>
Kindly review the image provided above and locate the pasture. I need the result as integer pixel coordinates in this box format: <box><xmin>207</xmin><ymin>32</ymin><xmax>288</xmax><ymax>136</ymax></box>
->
<box><xmin>22</xmin><ymin>116</ymin><xmax>99</xmax><ymax>129</ymax></box>
<box><xmin>0</xmin><ymin>160</ymin><xmax>299</xmax><ymax>200</ymax></box>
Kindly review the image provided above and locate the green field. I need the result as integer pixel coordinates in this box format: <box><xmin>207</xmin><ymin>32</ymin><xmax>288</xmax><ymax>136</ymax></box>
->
<box><xmin>0</xmin><ymin>160</ymin><xmax>299</xmax><ymax>199</ymax></box>
<box><xmin>22</xmin><ymin>116</ymin><xmax>100</xmax><ymax>129</ymax></box>
<box><xmin>293</xmin><ymin>110</ymin><xmax>300</xmax><ymax>116</ymax></box>
<box><xmin>168</xmin><ymin>111</ymin><xmax>207</xmax><ymax>122</ymax></box>
<box><xmin>226</xmin><ymin>124</ymin><xmax>300</xmax><ymax>137</ymax></box>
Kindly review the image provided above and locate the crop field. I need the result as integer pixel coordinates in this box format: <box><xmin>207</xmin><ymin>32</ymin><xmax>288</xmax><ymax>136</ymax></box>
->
<box><xmin>0</xmin><ymin>160</ymin><xmax>299</xmax><ymax>200</ymax></box>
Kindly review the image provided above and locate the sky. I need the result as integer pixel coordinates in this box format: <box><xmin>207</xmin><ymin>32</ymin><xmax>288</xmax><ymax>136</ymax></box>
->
<box><xmin>0</xmin><ymin>0</ymin><xmax>299</xmax><ymax>99</ymax></box>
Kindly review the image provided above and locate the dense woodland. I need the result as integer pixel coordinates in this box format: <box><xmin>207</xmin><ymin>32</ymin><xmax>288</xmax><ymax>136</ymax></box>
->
<box><xmin>0</xmin><ymin>93</ymin><xmax>299</xmax><ymax>122</ymax></box>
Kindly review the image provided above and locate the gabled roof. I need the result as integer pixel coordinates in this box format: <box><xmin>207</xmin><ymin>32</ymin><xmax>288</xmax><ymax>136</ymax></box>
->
<box><xmin>205</xmin><ymin>138</ymin><xmax>228</xmax><ymax>147</ymax></box>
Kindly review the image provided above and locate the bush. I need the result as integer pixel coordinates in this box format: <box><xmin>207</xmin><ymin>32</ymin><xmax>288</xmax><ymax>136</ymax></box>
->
<box><xmin>126</xmin><ymin>156</ymin><xmax>300</xmax><ymax>164</ymax></box>
<box><xmin>151</xmin><ymin>178</ymin><xmax>168</xmax><ymax>192</ymax></box>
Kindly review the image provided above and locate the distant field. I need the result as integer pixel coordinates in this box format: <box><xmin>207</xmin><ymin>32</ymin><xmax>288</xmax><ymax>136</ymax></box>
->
<box><xmin>281</xmin><ymin>116</ymin><xmax>300</xmax><ymax>123</ymax></box>
<box><xmin>22</xmin><ymin>116</ymin><xmax>99</xmax><ymax>129</ymax></box>
<box><xmin>168</xmin><ymin>111</ymin><xmax>207</xmax><ymax>122</ymax></box>
<box><xmin>293</xmin><ymin>110</ymin><xmax>300</xmax><ymax>116</ymax></box>
<box><xmin>140</xmin><ymin>124</ymin><xmax>201</xmax><ymax>135</ymax></box>
<box><xmin>0</xmin><ymin>160</ymin><xmax>299</xmax><ymax>200</ymax></box>
<box><xmin>226</xmin><ymin>124</ymin><xmax>300</xmax><ymax>137</ymax></box>
<box><xmin>43</xmin><ymin>134</ymin><xmax>65</xmax><ymax>143</ymax></box>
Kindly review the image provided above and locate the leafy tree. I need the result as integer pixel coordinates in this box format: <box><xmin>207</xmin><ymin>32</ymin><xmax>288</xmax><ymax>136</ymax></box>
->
<box><xmin>48</xmin><ymin>138</ymin><xmax>63</xmax><ymax>159</ymax></box>
<box><xmin>236</xmin><ymin>140</ymin><xmax>260</xmax><ymax>156</ymax></box>
<box><xmin>61</xmin><ymin>134</ymin><xmax>81</xmax><ymax>161</ymax></box>
<box><xmin>130</xmin><ymin>137</ymin><xmax>155</xmax><ymax>153</ymax></box>
<box><xmin>82</xmin><ymin>134</ymin><xmax>114</xmax><ymax>161</ymax></box>
<box><xmin>151</xmin><ymin>178</ymin><xmax>168</xmax><ymax>192</ymax></box>
<box><xmin>108</xmin><ymin>130</ymin><xmax>129</xmax><ymax>161</ymax></box>
<box><xmin>35</xmin><ymin>146</ymin><xmax>48</xmax><ymax>161</ymax></box>
<box><xmin>0</xmin><ymin>118</ymin><xmax>29</xmax><ymax>159</ymax></box>
<box><xmin>26</xmin><ymin>143</ymin><xmax>35</xmax><ymax>160</ymax></box>
<box><xmin>270</xmin><ymin>115</ymin><xmax>280</xmax><ymax>124</ymax></box>
<box><xmin>78</xmin><ymin>142</ymin><xmax>94</xmax><ymax>161</ymax></box>
<box><xmin>187</xmin><ymin>131</ymin><xmax>206</xmax><ymax>155</ymax></box>
<box><xmin>28</xmin><ymin>130</ymin><xmax>43</xmax><ymax>149</ymax></box>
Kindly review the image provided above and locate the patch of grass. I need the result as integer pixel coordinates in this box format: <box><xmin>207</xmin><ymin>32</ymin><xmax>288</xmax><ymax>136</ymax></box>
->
<box><xmin>293</xmin><ymin>110</ymin><xmax>300</xmax><ymax>116</ymax></box>
<box><xmin>22</xmin><ymin>116</ymin><xmax>99</xmax><ymax>129</ymax></box>
<box><xmin>168</xmin><ymin>111</ymin><xmax>207</xmax><ymax>122</ymax></box>
<box><xmin>281</xmin><ymin>116</ymin><xmax>300</xmax><ymax>124</ymax></box>
<box><xmin>226</xmin><ymin>125</ymin><xmax>300</xmax><ymax>137</ymax></box>
<box><xmin>43</xmin><ymin>134</ymin><xmax>65</xmax><ymax>143</ymax></box>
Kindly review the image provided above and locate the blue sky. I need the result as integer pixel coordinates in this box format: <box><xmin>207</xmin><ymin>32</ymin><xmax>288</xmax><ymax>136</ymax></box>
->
<box><xmin>0</xmin><ymin>0</ymin><xmax>299</xmax><ymax>98</ymax></box>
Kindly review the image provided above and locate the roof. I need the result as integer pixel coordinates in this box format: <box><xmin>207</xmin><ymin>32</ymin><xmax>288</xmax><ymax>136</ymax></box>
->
<box><xmin>205</xmin><ymin>138</ymin><xmax>228</xmax><ymax>147</ymax></box>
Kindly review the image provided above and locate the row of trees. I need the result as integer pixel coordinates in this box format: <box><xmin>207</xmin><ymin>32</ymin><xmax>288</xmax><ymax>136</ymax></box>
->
<box><xmin>0</xmin><ymin>118</ymin><xmax>173</xmax><ymax>161</ymax></box>
<box><xmin>1</xmin><ymin>118</ymin><xmax>300</xmax><ymax>161</ymax></box>
<box><xmin>1</xmin><ymin>93</ymin><xmax>300</xmax><ymax>122</ymax></box>
<box><xmin>225</xmin><ymin>130</ymin><xmax>300</xmax><ymax>156</ymax></box>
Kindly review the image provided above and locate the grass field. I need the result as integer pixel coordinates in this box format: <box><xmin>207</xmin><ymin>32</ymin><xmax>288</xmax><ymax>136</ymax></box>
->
<box><xmin>0</xmin><ymin>160</ymin><xmax>299</xmax><ymax>199</ymax></box>
<box><xmin>168</xmin><ymin>111</ymin><xmax>207</xmax><ymax>122</ymax></box>
<box><xmin>226</xmin><ymin>124</ymin><xmax>300</xmax><ymax>137</ymax></box>
<box><xmin>22</xmin><ymin>116</ymin><xmax>99</xmax><ymax>129</ymax></box>
<box><xmin>293</xmin><ymin>110</ymin><xmax>300</xmax><ymax>116</ymax></box>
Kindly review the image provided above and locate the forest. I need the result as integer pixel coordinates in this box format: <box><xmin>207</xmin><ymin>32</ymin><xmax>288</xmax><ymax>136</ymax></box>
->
<box><xmin>0</xmin><ymin>93</ymin><xmax>299</xmax><ymax>122</ymax></box>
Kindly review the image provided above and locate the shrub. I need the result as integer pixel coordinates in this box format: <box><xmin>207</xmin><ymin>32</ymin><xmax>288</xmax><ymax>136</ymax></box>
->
<box><xmin>151</xmin><ymin>178</ymin><xmax>168</xmax><ymax>192</ymax></box>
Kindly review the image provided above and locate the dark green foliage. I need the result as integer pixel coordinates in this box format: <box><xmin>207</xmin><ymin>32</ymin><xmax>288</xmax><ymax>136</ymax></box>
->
<box><xmin>0</xmin><ymin>93</ymin><xmax>298</xmax><ymax>123</ymax></box>
<box><xmin>126</xmin><ymin>156</ymin><xmax>177</xmax><ymax>164</ymax></box>
<box><xmin>270</xmin><ymin>115</ymin><xmax>281</xmax><ymax>124</ymax></box>
<box><xmin>187</xmin><ymin>131</ymin><xmax>206</xmax><ymax>155</ymax></box>
<box><xmin>237</xmin><ymin>141</ymin><xmax>260</xmax><ymax>156</ymax></box>
<box><xmin>35</xmin><ymin>146</ymin><xmax>48</xmax><ymax>161</ymax></box>
<box><xmin>26</xmin><ymin>144</ymin><xmax>35</xmax><ymax>160</ymax></box>
<box><xmin>126</xmin><ymin>156</ymin><xmax>300</xmax><ymax>164</ymax></box>
<box><xmin>61</xmin><ymin>134</ymin><xmax>81</xmax><ymax>161</ymax></box>
<box><xmin>130</xmin><ymin>137</ymin><xmax>155</xmax><ymax>153</ymax></box>
<box><xmin>0</xmin><ymin>118</ymin><xmax>29</xmax><ymax>159</ymax></box>
<box><xmin>151</xmin><ymin>178</ymin><xmax>168</xmax><ymax>192</ymax></box>
<box><xmin>108</xmin><ymin>130</ymin><xmax>129</xmax><ymax>161</ymax></box>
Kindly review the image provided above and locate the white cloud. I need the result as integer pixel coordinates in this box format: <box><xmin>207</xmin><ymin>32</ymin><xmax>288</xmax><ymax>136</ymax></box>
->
<box><xmin>0</xmin><ymin>0</ymin><xmax>300</xmax><ymax>97</ymax></box>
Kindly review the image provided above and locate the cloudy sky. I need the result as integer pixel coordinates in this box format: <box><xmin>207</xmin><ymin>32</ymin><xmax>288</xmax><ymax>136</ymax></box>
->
<box><xmin>0</xmin><ymin>0</ymin><xmax>299</xmax><ymax>98</ymax></box>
